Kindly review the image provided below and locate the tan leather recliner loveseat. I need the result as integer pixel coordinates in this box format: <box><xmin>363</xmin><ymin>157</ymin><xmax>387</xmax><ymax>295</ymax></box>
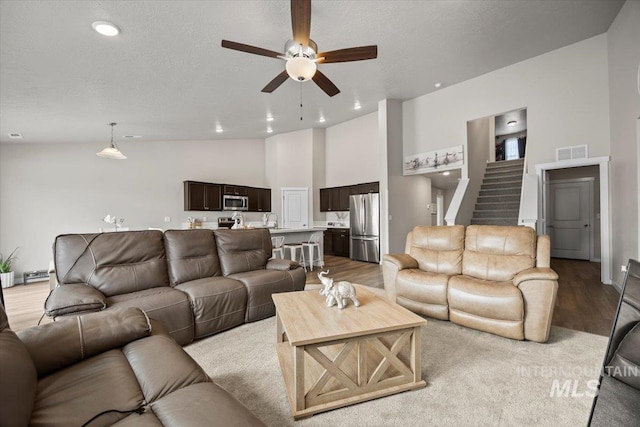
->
<box><xmin>383</xmin><ymin>225</ymin><xmax>558</xmax><ymax>342</ymax></box>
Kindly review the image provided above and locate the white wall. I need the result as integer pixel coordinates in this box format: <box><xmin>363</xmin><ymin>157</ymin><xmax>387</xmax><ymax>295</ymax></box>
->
<box><xmin>607</xmin><ymin>0</ymin><xmax>640</xmax><ymax>286</ymax></box>
<box><xmin>325</xmin><ymin>112</ymin><xmax>379</xmax><ymax>187</ymax></box>
<box><xmin>0</xmin><ymin>138</ymin><xmax>265</xmax><ymax>278</ymax></box>
<box><xmin>458</xmin><ymin>117</ymin><xmax>491</xmax><ymax>225</ymax></box>
<box><xmin>265</xmin><ymin>129</ymin><xmax>314</xmax><ymax>228</ymax></box>
<box><xmin>403</xmin><ymin>34</ymin><xmax>610</xmax><ymax>177</ymax></box>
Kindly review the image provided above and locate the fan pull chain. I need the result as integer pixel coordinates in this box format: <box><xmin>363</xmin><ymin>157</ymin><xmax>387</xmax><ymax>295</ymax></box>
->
<box><xmin>300</xmin><ymin>83</ymin><xmax>303</xmax><ymax>121</ymax></box>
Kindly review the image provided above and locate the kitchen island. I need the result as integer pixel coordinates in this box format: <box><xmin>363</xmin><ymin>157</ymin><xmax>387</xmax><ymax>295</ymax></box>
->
<box><xmin>268</xmin><ymin>227</ymin><xmax>325</xmax><ymax>270</ymax></box>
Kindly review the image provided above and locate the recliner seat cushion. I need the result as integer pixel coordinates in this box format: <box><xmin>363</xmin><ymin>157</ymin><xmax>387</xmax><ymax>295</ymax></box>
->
<box><xmin>608</xmin><ymin>321</ymin><xmax>640</xmax><ymax>389</ymax></box>
<box><xmin>396</xmin><ymin>269</ymin><xmax>450</xmax><ymax>320</ymax></box>
<box><xmin>448</xmin><ymin>275</ymin><xmax>524</xmax><ymax>340</ymax></box>
<box><xmin>164</xmin><ymin>229</ymin><xmax>222</xmax><ymax>286</ymax></box>
<box><xmin>175</xmin><ymin>277</ymin><xmax>247</xmax><ymax>338</ymax></box>
<box><xmin>107</xmin><ymin>288</ymin><xmax>194</xmax><ymax>345</ymax></box>
<box><xmin>54</xmin><ymin>231</ymin><xmax>170</xmax><ymax>296</ymax></box>
<box><xmin>30</xmin><ymin>350</ymin><xmax>145</xmax><ymax>427</ymax></box>
<box><xmin>228</xmin><ymin>269</ymin><xmax>298</xmax><ymax>322</ymax></box>
<box><xmin>462</xmin><ymin>225</ymin><xmax>536</xmax><ymax>281</ymax></box>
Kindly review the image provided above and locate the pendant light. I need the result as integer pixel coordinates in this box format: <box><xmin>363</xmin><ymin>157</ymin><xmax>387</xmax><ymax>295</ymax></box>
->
<box><xmin>97</xmin><ymin>122</ymin><xmax>127</xmax><ymax>160</ymax></box>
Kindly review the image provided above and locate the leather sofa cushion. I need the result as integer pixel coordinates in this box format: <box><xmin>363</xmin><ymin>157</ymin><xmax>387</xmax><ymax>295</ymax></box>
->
<box><xmin>151</xmin><ymin>382</ymin><xmax>266</xmax><ymax>426</ymax></box>
<box><xmin>122</xmin><ymin>334</ymin><xmax>210</xmax><ymax>403</ymax></box>
<box><xmin>0</xmin><ymin>326</ymin><xmax>37</xmax><ymax>426</ymax></box>
<box><xmin>448</xmin><ymin>275</ymin><xmax>524</xmax><ymax>322</ymax></box>
<box><xmin>462</xmin><ymin>225</ymin><xmax>536</xmax><ymax>281</ymax></box>
<box><xmin>54</xmin><ymin>231</ymin><xmax>170</xmax><ymax>296</ymax></box>
<box><xmin>18</xmin><ymin>307</ymin><xmax>151</xmax><ymax>377</ymax></box>
<box><xmin>608</xmin><ymin>322</ymin><xmax>640</xmax><ymax>389</ymax></box>
<box><xmin>107</xmin><ymin>288</ymin><xmax>194</xmax><ymax>345</ymax></box>
<box><xmin>164</xmin><ymin>229</ymin><xmax>222</xmax><ymax>286</ymax></box>
<box><xmin>396</xmin><ymin>269</ymin><xmax>449</xmax><ymax>307</ymax></box>
<box><xmin>214</xmin><ymin>229</ymin><xmax>271</xmax><ymax>276</ymax></box>
<box><xmin>44</xmin><ymin>283</ymin><xmax>106</xmax><ymax>317</ymax></box>
<box><xmin>30</xmin><ymin>350</ymin><xmax>145</xmax><ymax>427</ymax></box>
<box><xmin>175</xmin><ymin>277</ymin><xmax>247</xmax><ymax>339</ymax></box>
<box><xmin>408</xmin><ymin>225</ymin><xmax>464</xmax><ymax>275</ymax></box>
<box><xmin>228</xmin><ymin>269</ymin><xmax>297</xmax><ymax>322</ymax></box>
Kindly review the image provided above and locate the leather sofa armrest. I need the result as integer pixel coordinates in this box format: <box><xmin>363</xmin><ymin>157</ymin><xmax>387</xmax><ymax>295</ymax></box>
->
<box><xmin>383</xmin><ymin>254</ymin><xmax>418</xmax><ymax>270</ymax></box>
<box><xmin>382</xmin><ymin>254</ymin><xmax>418</xmax><ymax>302</ymax></box>
<box><xmin>514</xmin><ymin>267</ymin><xmax>559</xmax><ymax>343</ymax></box>
<box><xmin>266</xmin><ymin>258</ymin><xmax>300</xmax><ymax>271</ymax></box>
<box><xmin>513</xmin><ymin>268</ymin><xmax>559</xmax><ymax>287</ymax></box>
<box><xmin>18</xmin><ymin>307</ymin><xmax>151</xmax><ymax>378</ymax></box>
<box><xmin>44</xmin><ymin>283</ymin><xmax>106</xmax><ymax>318</ymax></box>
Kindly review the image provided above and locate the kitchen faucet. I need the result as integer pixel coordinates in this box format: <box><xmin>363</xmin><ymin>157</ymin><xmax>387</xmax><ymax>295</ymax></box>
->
<box><xmin>266</xmin><ymin>212</ymin><xmax>278</xmax><ymax>229</ymax></box>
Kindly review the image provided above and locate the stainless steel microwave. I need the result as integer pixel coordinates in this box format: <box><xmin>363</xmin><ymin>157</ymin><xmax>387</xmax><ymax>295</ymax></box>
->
<box><xmin>223</xmin><ymin>194</ymin><xmax>248</xmax><ymax>211</ymax></box>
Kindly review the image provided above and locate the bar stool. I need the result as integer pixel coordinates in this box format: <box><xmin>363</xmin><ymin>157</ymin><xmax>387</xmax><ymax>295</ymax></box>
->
<box><xmin>302</xmin><ymin>232</ymin><xmax>323</xmax><ymax>271</ymax></box>
<box><xmin>271</xmin><ymin>236</ymin><xmax>285</xmax><ymax>259</ymax></box>
<box><xmin>284</xmin><ymin>242</ymin><xmax>307</xmax><ymax>272</ymax></box>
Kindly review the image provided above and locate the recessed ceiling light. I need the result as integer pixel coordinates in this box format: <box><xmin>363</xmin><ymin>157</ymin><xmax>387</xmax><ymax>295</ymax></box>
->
<box><xmin>318</xmin><ymin>116</ymin><xmax>326</xmax><ymax>123</ymax></box>
<box><xmin>267</xmin><ymin>127</ymin><xmax>273</xmax><ymax>134</ymax></box>
<box><xmin>92</xmin><ymin>21</ymin><xmax>120</xmax><ymax>37</ymax></box>
<box><xmin>8</xmin><ymin>133</ymin><xmax>23</xmax><ymax>139</ymax></box>
<box><xmin>434</xmin><ymin>82</ymin><xmax>443</xmax><ymax>88</ymax></box>
<box><xmin>507</xmin><ymin>120</ymin><xmax>517</xmax><ymax>127</ymax></box>
<box><xmin>354</xmin><ymin>102</ymin><xmax>361</xmax><ymax>110</ymax></box>
<box><xmin>215</xmin><ymin>127</ymin><xmax>223</xmax><ymax>133</ymax></box>
<box><xmin>442</xmin><ymin>171</ymin><xmax>451</xmax><ymax>176</ymax></box>
<box><xmin>266</xmin><ymin>116</ymin><xmax>274</xmax><ymax>122</ymax></box>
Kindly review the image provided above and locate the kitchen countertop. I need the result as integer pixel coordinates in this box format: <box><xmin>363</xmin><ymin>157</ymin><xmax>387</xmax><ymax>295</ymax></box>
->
<box><xmin>268</xmin><ymin>227</ymin><xmax>325</xmax><ymax>234</ymax></box>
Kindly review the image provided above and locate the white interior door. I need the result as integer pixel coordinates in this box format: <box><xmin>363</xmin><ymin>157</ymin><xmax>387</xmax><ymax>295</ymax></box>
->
<box><xmin>548</xmin><ymin>180</ymin><xmax>592</xmax><ymax>260</ymax></box>
<box><xmin>282</xmin><ymin>188</ymin><xmax>308</xmax><ymax>229</ymax></box>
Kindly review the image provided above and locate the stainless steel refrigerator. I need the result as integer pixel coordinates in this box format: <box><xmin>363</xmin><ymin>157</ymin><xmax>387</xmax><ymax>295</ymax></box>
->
<box><xmin>350</xmin><ymin>193</ymin><xmax>380</xmax><ymax>263</ymax></box>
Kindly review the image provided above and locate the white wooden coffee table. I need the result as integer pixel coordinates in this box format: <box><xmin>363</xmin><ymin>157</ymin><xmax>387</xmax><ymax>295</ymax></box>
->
<box><xmin>272</xmin><ymin>285</ymin><xmax>426</xmax><ymax>420</ymax></box>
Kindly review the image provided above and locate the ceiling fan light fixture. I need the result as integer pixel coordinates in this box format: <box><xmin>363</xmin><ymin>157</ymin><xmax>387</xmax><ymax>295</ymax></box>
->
<box><xmin>92</xmin><ymin>21</ymin><xmax>120</xmax><ymax>37</ymax></box>
<box><xmin>286</xmin><ymin>56</ymin><xmax>317</xmax><ymax>82</ymax></box>
<box><xmin>97</xmin><ymin>123</ymin><xmax>127</xmax><ymax>160</ymax></box>
<box><xmin>507</xmin><ymin>120</ymin><xmax>517</xmax><ymax>127</ymax></box>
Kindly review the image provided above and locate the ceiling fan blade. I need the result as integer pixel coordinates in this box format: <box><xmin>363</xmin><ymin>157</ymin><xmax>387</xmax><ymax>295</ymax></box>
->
<box><xmin>317</xmin><ymin>45</ymin><xmax>378</xmax><ymax>63</ymax></box>
<box><xmin>291</xmin><ymin>0</ymin><xmax>311</xmax><ymax>46</ymax></box>
<box><xmin>221</xmin><ymin>40</ymin><xmax>282</xmax><ymax>59</ymax></box>
<box><xmin>312</xmin><ymin>70</ymin><xmax>340</xmax><ymax>97</ymax></box>
<box><xmin>262</xmin><ymin>70</ymin><xmax>290</xmax><ymax>93</ymax></box>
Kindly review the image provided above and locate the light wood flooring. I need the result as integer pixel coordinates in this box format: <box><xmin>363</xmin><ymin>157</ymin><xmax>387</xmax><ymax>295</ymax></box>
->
<box><xmin>2</xmin><ymin>256</ymin><xmax>619</xmax><ymax>337</ymax></box>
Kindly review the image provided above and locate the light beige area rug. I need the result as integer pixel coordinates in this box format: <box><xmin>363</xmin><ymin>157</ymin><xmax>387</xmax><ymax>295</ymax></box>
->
<box><xmin>185</xmin><ymin>315</ymin><xmax>607</xmax><ymax>427</ymax></box>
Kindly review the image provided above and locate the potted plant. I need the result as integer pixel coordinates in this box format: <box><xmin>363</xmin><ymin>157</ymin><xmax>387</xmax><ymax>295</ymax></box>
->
<box><xmin>0</xmin><ymin>247</ymin><xmax>18</xmax><ymax>288</ymax></box>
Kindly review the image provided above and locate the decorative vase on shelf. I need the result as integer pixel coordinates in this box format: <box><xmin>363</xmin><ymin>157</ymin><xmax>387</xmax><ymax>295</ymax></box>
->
<box><xmin>0</xmin><ymin>271</ymin><xmax>14</xmax><ymax>289</ymax></box>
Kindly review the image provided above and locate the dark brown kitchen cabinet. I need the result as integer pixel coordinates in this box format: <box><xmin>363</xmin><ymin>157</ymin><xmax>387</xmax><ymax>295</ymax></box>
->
<box><xmin>248</xmin><ymin>187</ymin><xmax>271</xmax><ymax>212</ymax></box>
<box><xmin>319</xmin><ymin>182</ymin><xmax>379</xmax><ymax>212</ymax></box>
<box><xmin>184</xmin><ymin>181</ymin><xmax>221</xmax><ymax>211</ymax></box>
<box><xmin>357</xmin><ymin>182</ymin><xmax>379</xmax><ymax>194</ymax></box>
<box><xmin>323</xmin><ymin>228</ymin><xmax>350</xmax><ymax>257</ymax></box>
<box><xmin>338</xmin><ymin>187</ymin><xmax>351</xmax><ymax>211</ymax></box>
<box><xmin>320</xmin><ymin>188</ymin><xmax>331</xmax><ymax>212</ymax></box>
<box><xmin>223</xmin><ymin>185</ymin><xmax>248</xmax><ymax>196</ymax></box>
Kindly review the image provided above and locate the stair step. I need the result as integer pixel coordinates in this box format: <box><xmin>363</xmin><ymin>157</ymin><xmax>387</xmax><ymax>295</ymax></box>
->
<box><xmin>471</xmin><ymin>218</ymin><xmax>519</xmax><ymax>226</ymax></box>
<box><xmin>479</xmin><ymin>187</ymin><xmax>521</xmax><ymax>196</ymax></box>
<box><xmin>483</xmin><ymin>174</ymin><xmax>523</xmax><ymax>184</ymax></box>
<box><xmin>473</xmin><ymin>209</ymin><xmax>519</xmax><ymax>218</ymax></box>
<box><xmin>486</xmin><ymin>159</ymin><xmax>524</xmax><ymax>170</ymax></box>
<box><xmin>477</xmin><ymin>195</ymin><xmax>521</xmax><ymax>203</ymax></box>
<box><xmin>481</xmin><ymin>180</ymin><xmax>523</xmax><ymax>190</ymax></box>
<box><xmin>475</xmin><ymin>202</ymin><xmax>520</xmax><ymax>210</ymax></box>
<box><xmin>485</xmin><ymin>167</ymin><xmax>524</xmax><ymax>177</ymax></box>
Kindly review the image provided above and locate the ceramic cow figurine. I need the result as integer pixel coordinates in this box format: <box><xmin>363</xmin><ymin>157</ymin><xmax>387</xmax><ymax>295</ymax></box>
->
<box><xmin>318</xmin><ymin>270</ymin><xmax>361</xmax><ymax>309</ymax></box>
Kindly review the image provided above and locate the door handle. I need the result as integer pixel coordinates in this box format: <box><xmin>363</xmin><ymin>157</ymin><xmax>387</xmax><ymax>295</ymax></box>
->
<box><xmin>584</xmin><ymin>224</ymin><xmax>589</xmax><ymax>227</ymax></box>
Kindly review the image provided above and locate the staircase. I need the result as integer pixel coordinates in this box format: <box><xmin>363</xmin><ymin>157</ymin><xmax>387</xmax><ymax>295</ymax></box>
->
<box><xmin>471</xmin><ymin>158</ymin><xmax>524</xmax><ymax>226</ymax></box>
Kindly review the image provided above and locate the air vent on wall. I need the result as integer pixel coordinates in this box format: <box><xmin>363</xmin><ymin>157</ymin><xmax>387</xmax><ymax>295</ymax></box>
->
<box><xmin>556</xmin><ymin>145</ymin><xmax>588</xmax><ymax>162</ymax></box>
<box><xmin>8</xmin><ymin>133</ymin><xmax>23</xmax><ymax>139</ymax></box>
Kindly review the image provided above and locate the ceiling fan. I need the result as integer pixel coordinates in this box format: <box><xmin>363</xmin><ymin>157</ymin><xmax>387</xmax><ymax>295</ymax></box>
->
<box><xmin>221</xmin><ymin>0</ymin><xmax>377</xmax><ymax>97</ymax></box>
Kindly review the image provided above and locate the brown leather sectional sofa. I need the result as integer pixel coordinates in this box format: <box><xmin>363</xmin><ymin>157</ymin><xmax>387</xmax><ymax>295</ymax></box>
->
<box><xmin>383</xmin><ymin>225</ymin><xmax>559</xmax><ymax>342</ymax></box>
<box><xmin>0</xmin><ymin>305</ymin><xmax>265</xmax><ymax>426</ymax></box>
<box><xmin>45</xmin><ymin>228</ymin><xmax>306</xmax><ymax>345</ymax></box>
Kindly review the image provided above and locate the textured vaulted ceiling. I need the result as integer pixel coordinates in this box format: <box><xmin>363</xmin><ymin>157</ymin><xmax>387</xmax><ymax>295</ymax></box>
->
<box><xmin>0</xmin><ymin>0</ymin><xmax>624</xmax><ymax>144</ymax></box>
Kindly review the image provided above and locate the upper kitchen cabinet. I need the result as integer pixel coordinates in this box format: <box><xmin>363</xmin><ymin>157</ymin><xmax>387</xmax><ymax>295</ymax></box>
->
<box><xmin>184</xmin><ymin>181</ymin><xmax>221</xmax><ymax>211</ymax></box>
<box><xmin>319</xmin><ymin>182</ymin><xmax>379</xmax><ymax>212</ymax></box>
<box><xmin>248</xmin><ymin>187</ymin><xmax>271</xmax><ymax>212</ymax></box>
<box><xmin>223</xmin><ymin>185</ymin><xmax>248</xmax><ymax>196</ymax></box>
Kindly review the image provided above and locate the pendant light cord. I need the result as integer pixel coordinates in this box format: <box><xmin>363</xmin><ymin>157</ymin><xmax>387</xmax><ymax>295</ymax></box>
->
<box><xmin>299</xmin><ymin>83</ymin><xmax>303</xmax><ymax>121</ymax></box>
